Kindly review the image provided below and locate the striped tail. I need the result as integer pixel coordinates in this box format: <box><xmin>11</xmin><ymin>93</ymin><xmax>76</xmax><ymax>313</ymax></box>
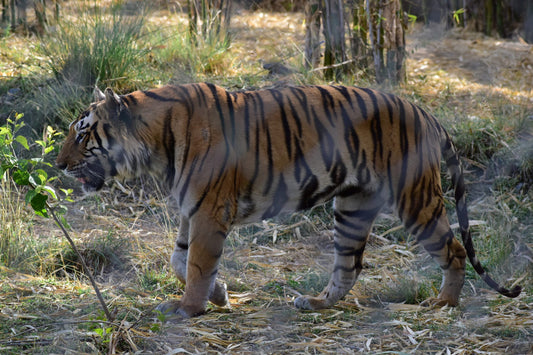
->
<box><xmin>442</xmin><ymin>131</ymin><xmax>522</xmax><ymax>298</ymax></box>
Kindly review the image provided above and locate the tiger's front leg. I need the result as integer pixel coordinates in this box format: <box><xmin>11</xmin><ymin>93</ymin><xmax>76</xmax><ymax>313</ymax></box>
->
<box><xmin>157</xmin><ymin>214</ymin><xmax>229</xmax><ymax>317</ymax></box>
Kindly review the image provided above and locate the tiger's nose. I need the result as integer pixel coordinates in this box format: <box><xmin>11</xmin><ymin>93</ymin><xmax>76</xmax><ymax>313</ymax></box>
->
<box><xmin>56</xmin><ymin>161</ymin><xmax>67</xmax><ymax>170</ymax></box>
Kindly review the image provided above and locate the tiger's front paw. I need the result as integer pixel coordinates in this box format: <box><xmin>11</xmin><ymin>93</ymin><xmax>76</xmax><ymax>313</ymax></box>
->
<box><xmin>155</xmin><ymin>300</ymin><xmax>205</xmax><ymax>318</ymax></box>
<box><xmin>294</xmin><ymin>295</ymin><xmax>328</xmax><ymax>310</ymax></box>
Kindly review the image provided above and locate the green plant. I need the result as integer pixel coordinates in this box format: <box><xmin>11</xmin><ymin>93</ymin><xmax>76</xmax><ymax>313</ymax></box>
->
<box><xmin>0</xmin><ymin>113</ymin><xmax>114</xmax><ymax>321</ymax></box>
<box><xmin>0</xmin><ymin>113</ymin><xmax>68</xmax><ymax>218</ymax></box>
<box><xmin>42</xmin><ymin>3</ymin><xmax>147</xmax><ymax>89</ymax></box>
<box><xmin>381</xmin><ymin>276</ymin><xmax>436</xmax><ymax>304</ymax></box>
<box><xmin>452</xmin><ymin>8</ymin><xmax>465</xmax><ymax>26</ymax></box>
<box><xmin>450</xmin><ymin>117</ymin><xmax>510</xmax><ymax>164</ymax></box>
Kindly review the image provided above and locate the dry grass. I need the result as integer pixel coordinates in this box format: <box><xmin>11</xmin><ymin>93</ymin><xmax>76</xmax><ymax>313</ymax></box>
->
<box><xmin>1</xmin><ymin>4</ymin><xmax>532</xmax><ymax>354</ymax></box>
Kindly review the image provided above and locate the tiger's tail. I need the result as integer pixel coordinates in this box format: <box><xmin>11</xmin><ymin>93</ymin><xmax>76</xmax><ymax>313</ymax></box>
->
<box><xmin>441</xmin><ymin>131</ymin><xmax>522</xmax><ymax>298</ymax></box>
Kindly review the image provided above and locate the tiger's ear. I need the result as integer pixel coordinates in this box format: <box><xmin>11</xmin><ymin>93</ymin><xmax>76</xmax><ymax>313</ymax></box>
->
<box><xmin>104</xmin><ymin>87</ymin><xmax>131</xmax><ymax>125</ymax></box>
<box><xmin>103</xmin><ymin>88</ymin><xmax>124</xmax><ymax>115</ymax></box>
<box><xmin>104</xmin><ymin>88</ymin><xmax>121</xmax><ymax>107</ymax></box>
<box><xmin>94</xmin><ymin>86</ymin><xmax>106</xmax><ymax>102</ymax></box>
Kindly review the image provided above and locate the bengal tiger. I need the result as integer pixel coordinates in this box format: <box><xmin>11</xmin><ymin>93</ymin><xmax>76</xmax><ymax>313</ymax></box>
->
<box><xmin>56</xmin><ymin>83</ymin><xmax>521</xmax><ymax>317</ymax></box>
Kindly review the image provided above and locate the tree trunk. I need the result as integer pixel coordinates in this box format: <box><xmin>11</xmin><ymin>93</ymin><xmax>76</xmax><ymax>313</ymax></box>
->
<box><xmin>304</xmin><ymin>0</ymin><xmax>321</xmax><ymax>69</ymax></box>
<box><xmin>367</xmin><ymin>0</ymin><xmax>405</xmax><ymax>85</ymax></box>
<box><xmin>10</xmin><ymin>0</ymin><xmax>16</xmax><ymax>29</ymax></box>
<box><xmin>322</xmin><ymin>0</ymin><xmax>345</xmax><ymax>80</ymax></box>
<box><xmin>349</xmin><ymin>0</ymin><xmax>369</xmax><ymax>70</ymax></box>
<box><xmin>526</xmin><ymin>1</ymin><xmax>533</xmax><ymax>43</ymax></box>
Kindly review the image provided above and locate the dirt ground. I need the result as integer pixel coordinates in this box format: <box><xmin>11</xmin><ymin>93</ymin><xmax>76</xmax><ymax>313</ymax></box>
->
<box><xmin>1</xmin><ymin>11</ymin><xmax>532</xmax><ymax>355</ymax></box>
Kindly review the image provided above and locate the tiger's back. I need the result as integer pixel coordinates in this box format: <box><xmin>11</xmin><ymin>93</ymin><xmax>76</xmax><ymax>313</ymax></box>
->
<box><xmin>56</xmin><ymin>83</ymin><xmax>521</xmax><ymax>317</ymax></box>
<box><xmin>169</xmin><ymin>84</ymin><xmax>444</xmax><ymax>225</ymax></box>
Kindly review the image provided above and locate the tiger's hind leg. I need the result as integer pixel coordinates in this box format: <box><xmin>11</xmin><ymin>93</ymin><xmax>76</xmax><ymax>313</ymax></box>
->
<box><xmin>295</xmin><ymin>191</ymin><xmax>384</xmax><ymax>310</ymax></box>
<box><xmin>401</xmin><ymin>200</ymin><xmax>467</xmax><ymax>307</ymax></box>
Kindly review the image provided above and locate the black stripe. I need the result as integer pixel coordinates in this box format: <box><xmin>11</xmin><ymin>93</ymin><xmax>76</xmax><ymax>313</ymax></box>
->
<box><xmin>317</xmin><ymin>86</ymin><xmax>335</xmax><ymax>125</ymax></box>
<box><xmin>397</xmin><ymin>99</ymin><xmax>409</xmax><ymax>204</ymax></box>
<box><xmin>289</xmin><ymin>87</ymin><xmax>312</xmax><ymax>124</ymax></box>
<box><xmin>340</xmin><ymin>104</ymin><xmax>359</xmax><ymax>168</ymax></box>
<box><xmin>163</xmin><ymin>108</ymin><xmax>176</xmax><ymax>185</ymax></box>
<box><xmin>225</xmin><ymin>90</ymin><xmax>236</xmax><ymax>144</ymax></box>
<box><xmin>334</xmin><ymin>242</ymin><xmax>364</xmax><ymax>257</ymax></box>
<box><xmin>179</xmin><ymin>156</ymin><xmax>199</xmax><ymax>205</ymax></box>
<box><xmin>366</xmin><ymin>90</ymin><xmax>383</xmax><ymax>163</ymax></box>
<box><xmin>333</xmin><ymin>264</ymin><xmax>357</xmax><ymax>273</ymax></box>
<box><xmin>425</xmin><ymin>230</ymin><xmax>454</xmax><ymax>255</ymax></box>
<box><xmin>338</xmin><ymin>205</ymin><xmax>381</xmax><ymax>221</ymax></box>
<box><xmin>330</xmin><ymin>153</ymin><xmax>347</xmax><ymax>185</ymax></box>
<box><xmin>354</xmin><ymin>89</ymin><xmax>368</xmax><ymax>120</ymax></box>
<box><xmin>263</xmin><ymin>122</ymin><xmax>274</xmax><ymax>195</ymax></box>
<box><xmin>382</xmin><ymin>93</ymin><xmax>395</xmax><ymax>125</ymax></box>
<box><xmin>142</xmin><ymin>90</ymin><xmax>182</xmax><ymax>102</ymax></box>
<box><xmin>331</xmin><ymin>85</ymin><xmax>354</xmax><ymax>110</ymax></box>
<box><xmin>414</xmin><ymin>202</ymin><xmax>444</xmax><ymax>241</ymax></box>
<box><xmin>356</xmin><ymin>152</ymin><xmax>371</xmax><ymax>184</ymax></box>
<box><xmin>334</xmin><ymin>211</ymin><xmax>368</xmax><ymax>231</ymax></box>
<box><xmin>312</xmin><ymin>107</ymin><xmax>334</xmax><ymax>170</ymax></box>
<box><xmin>271</xmin><ymin>90</ymin><xmax>292</xmax><ymax>158</ymax></box>
<box><xmin>261</xmin><ymin>175</ymin><xmax>288</xmax><ymax>219</ymax></box>
<box><xmin>297</xmin><ymin>173</ymin><xmax>319</xmax><ymax>210</ymax></box>
<box><xmin>334</xmin><ymin>225</ymin><xmax>368</xmax><ymax>242</ymax></box>
<box><xmin>287</xmin><ymin>92</ymin><xmax>303</xmax><ymax>137</ymax></box>
<box><xmin>243</xmin><ymin>93</ymin><xmax>252</xmax><ymax>148</ymax></box>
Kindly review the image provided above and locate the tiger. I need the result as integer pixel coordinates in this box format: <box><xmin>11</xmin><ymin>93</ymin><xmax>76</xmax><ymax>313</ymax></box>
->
<box><xmin>56</xmin><ymin>83</ymin><xmax>521</xmax><ymax>317</ymax></box>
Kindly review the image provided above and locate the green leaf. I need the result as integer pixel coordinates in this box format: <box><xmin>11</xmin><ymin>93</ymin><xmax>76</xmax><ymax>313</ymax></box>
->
<box><xmin>29</xmin><ymin>173</ymin><xmax>43</xmax><ymax>187</ymax></box>
<box><xmin>36</xmin><ymin>169</ymin><xmax>48</xmax><ymax>181</ymax></box>
<box><xmin>15</xmin><ymin>135</ymin><xmax>30</xmax><ymax>150</ymax></box>
<box><xmin>13</xmin><ymin>169</ymin><xmax>30</xmax><ymax>186</ymax></box>
<box><xmin>42</xmin><ymin>185</ymin><xmax>58</xmax><ymax>200</ymax></box>
<box><xmin>25</xmin><ymin>189</ymin><xmax>38</xmax><ymax>204</ymax></box>
<box><xmin>30</xmin><ymin>193</ymin><xmax>48</xmax><ymax>218</ymax></box>
<box><xmin>0</xmin><ymin>126</ymin><xmax>10</xmax><ymax>137</ymax></box>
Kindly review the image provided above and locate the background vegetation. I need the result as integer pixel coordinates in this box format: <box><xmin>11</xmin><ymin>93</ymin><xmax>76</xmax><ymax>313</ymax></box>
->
<box><xmin>0</xmin><ymin>0</ymin><xmax>531</xmax><ymax>353</ymax></box>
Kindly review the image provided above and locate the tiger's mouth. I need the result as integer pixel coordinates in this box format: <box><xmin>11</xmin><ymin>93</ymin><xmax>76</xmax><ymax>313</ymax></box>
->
<box><xmin>68</xmin><ymin>173</ymin><xmax>105</xmax><ymax>193</ymax></box>
<box><xmin>63</xmin><ymin>164</ymin><xmax>106</xmax><ymax>193</ymax></box>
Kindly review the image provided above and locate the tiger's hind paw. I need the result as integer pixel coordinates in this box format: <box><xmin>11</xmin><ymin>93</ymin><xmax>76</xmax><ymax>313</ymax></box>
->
<box><xmin>210</xmin><ymin>281</ymin><xmax>229</xmax><ymax>307</ymax></box>
<box><xmin>420</xmin><ymin>297</ymin><xmax>458</xmax><ymax>308</ymax></box>
<box><xmin>155</xmin><ymin>300</ymin><xmax>183</xmax><ymax>316</ymax></box>
<box><xmin>155</xmin><ymin>300</ymin><xmax>206</xmax><ymax>318</ymax></box>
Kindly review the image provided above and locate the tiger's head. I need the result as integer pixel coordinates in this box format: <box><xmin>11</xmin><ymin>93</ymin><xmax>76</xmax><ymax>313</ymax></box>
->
<box><xmin>56</xmin><ymin>87</ymin><xmax>134</xmax><ymax>193</ymax></box>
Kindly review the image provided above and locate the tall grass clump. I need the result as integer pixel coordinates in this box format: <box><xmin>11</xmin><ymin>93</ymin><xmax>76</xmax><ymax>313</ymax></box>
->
<box><xmin>154</xmin><ymin>26</ymin><xmax>232</xmax><ymax>79</ymax></box>
<box><xmin>42</xmin><ymin>4</ymin><xmax>148</xmax><ymax>90</ymax></box>
<box><xmin>0</xmin><ymin>176</ymin><xmax>31</xmax><ymax>268</ymax></box>
<box><xmin>153</xmin><ymin>0</ymin><xmax>233</xmax><ymax>79</ymax></box>
<box><xmin>0</xmin><ymin>175</ymin><xmax>62</xmax><ymax>274</ymax></box>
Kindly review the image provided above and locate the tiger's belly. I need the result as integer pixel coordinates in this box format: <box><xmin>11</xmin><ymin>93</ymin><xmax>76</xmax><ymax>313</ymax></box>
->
<box><xmin>234</xmin><ymin>173</ymin><xmax>361</xmax><ymax>225</ymax></box>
